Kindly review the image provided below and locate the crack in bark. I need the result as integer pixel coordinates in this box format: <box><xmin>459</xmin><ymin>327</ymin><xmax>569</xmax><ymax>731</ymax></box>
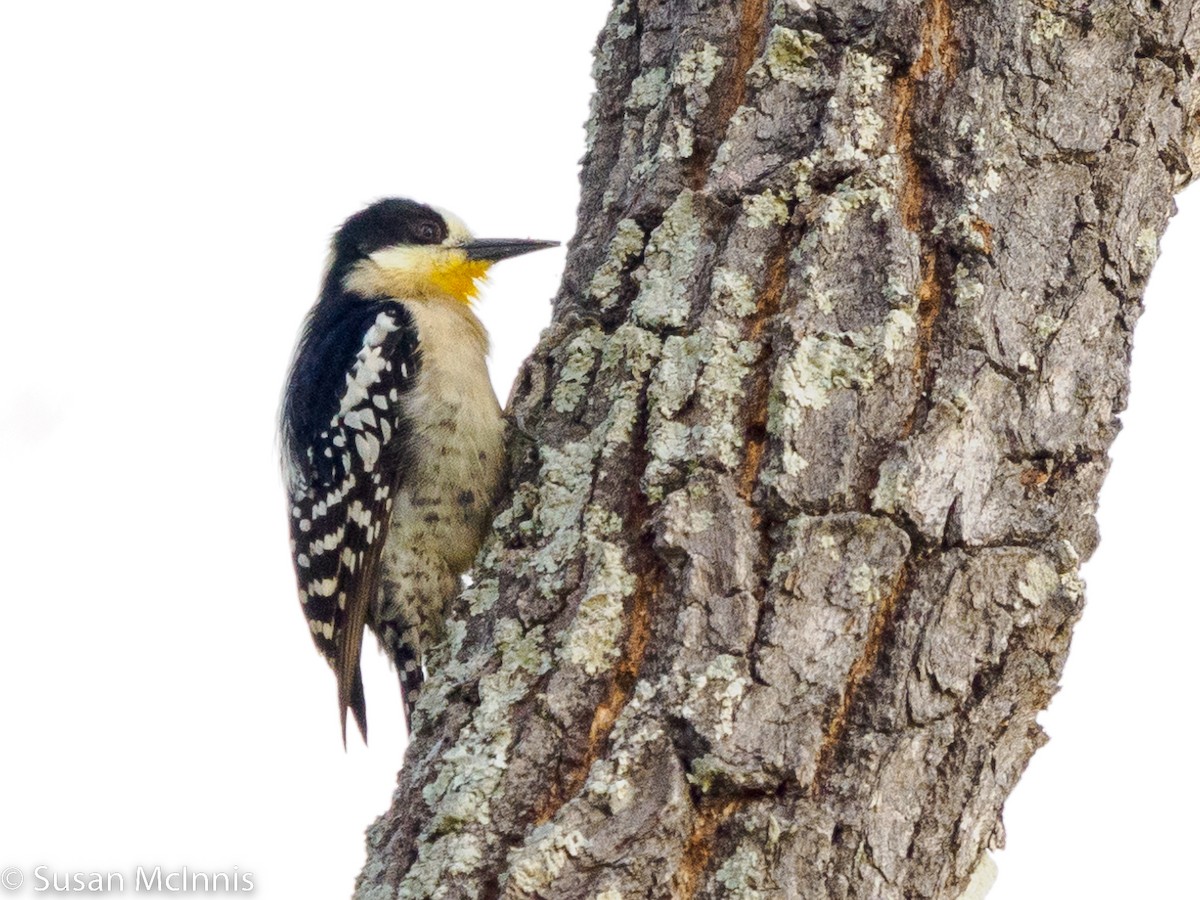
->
<box><xmin>738</xmin><ymin>218</ymin><xmax>796</xmax><ymax>509</ymax></box>
<box><xmin>894</xmin><ymin>0</ymin><xmax>957</xmax><ymax>417</ymax></box>
<box><xmin>741</xmin><ymin>217</ymin><xmax>798</xmax><ymax>698</ymax></box>
<box><xmin>544</xmin><ymin>560</ymin><xmax>659</xmax><ymax>826</ymax></box>
<box><xmin>672</xmin><ymin>797</ymin><xmax>740</xmax><ymax>899</ymax></box>
<box><xmin>688</xmin><ymin>0</ymin><xmax>769</xmax><ymax>186</ymax></box>
<box><xmin>809</xmin><ymin>566</ymin><xmax>910</xmax><ymax>798</ymax></box>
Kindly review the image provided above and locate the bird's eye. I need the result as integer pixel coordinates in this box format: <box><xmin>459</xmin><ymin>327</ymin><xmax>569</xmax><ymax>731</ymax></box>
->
<box><xmin>415</xmin><ymin>221</ymin><xmax>441</xmax><ymax>243</ymax></box>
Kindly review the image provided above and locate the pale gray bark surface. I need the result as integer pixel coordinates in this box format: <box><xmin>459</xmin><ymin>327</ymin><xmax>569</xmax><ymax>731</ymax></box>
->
<box><xmin>356</xmin><ymin>2</ymin><xmax>1200</xmax><ymax>898</ymax></box>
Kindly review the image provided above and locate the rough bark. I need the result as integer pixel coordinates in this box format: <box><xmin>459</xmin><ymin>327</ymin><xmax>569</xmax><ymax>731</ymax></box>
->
<box><xmin>356</xmin><ymin>2</ymin><xmax>1200</xmax><ymax>898</ymax></box>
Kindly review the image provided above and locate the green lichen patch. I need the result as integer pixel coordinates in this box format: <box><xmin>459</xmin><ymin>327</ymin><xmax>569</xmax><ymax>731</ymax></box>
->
<box><xmin>631</xmin><ymin>191</ymin><xmax>703</xmax><ymax>330</ymax></box>
<box><xmin>711</xmin><ymin>267</ymin><xmax>758</xmax><ymax>319</ymax></box>
<box><xmin>492</xmin><ymin>481</ymin><xmax>540</xmax><ymax>549</ymax></box>
<box><xmin>626</xmin><ymin>67</ymin><xmax>670</xmax><ymax>110</ymax></box>
<box><xmin>505</xmin><ymin>823</ymin><xmax>590</xmax><ymax>897</ymax></box>
<box><xmin>681</xmin><ymin>655</ymin><xmax>751</xmax><ymax>741</ymax></box>
<box><xmin>713</xmin><ymin>838</ymin><xmax>767</xmax><ymax>899</ymax></box>
<box><xmin>558</xmin><ymin>541</ymin><xmax>636</xmax><ymax>675</ymax></box>
<box><xmin>1135</xmin><ymin>225</ymin><xmax>1159</xmax><ymax>274</ymax></box>
<box><xmin>396</xmin><ymin>833</ymin><xmax>484</xmax><ymax>900</ymax></box>
<box><xmin>643</xmin><ymin>420</ymin><xmax>692</xmax><ymax>498</ymax></box>
<box><xmin>589</xmin><ymin>0</ymin><xmax>634</xmax><ymax>81</ymax></box>
<box><xmin>584</xmin><ymin>678</ymin><xmax>665</xmax><ymax>813</ymax></box>
<box><xmin>753</xmin><ymin>25</ymin><xmax>823</xmax><ymax>86</ymax></box>
<box><xmin>589</xmin><ymin>219</ymin><xmax>646</xmax><ymax>311</ymax></box>
<box><xmin>674</xmin><ymin>42</ymin><xmax>725</xmax><ymax>118</ymax></box>
<box><xmin>691</xmin><ymin>322</ymin><xmax>760</xmax><ymax>468</ymax></box>
<box><xmin>774</xmin><ymin>333</ymin><xmax>879</xmax><ymax>413</ymax></box>
<box><xmin>827</xmin><ymin>49</ymin><xmax>890</xmax><ymax>164</ymax></box>
<box><xmin>649</xmin><ymin>334</ymin><xmax>704</xmax><ymax>420</ymax></box>
<box><xmin>655</xmin><ymin>121</ymin><xmax>696</xmax><ymax>162</ymax></box>
<box><xmin>643</xmin><ymin>334</ymin><xmax>702</xmax><ymax>491</ymax></box>
<box><xmin>659</xmin><ymin>480</ymin><xmax>717</xmax><ymax>551</ymax></box>
<box><xmin>881</xmin><ymin>304</ymin><xmax>918</xmax><ymax>366</ymax></box>
<box><xmin>598</xmin><ymin>324</ymin><xmax>664</xmax><ymax>455</ymax></box>
<box><xmin>1032</xmin><ymin>311</ymin><xmax>1062</xmax><ymax>342</ymax></box>
<box><xmin>953</xmin><ymin>263</ymin><xmax>986</xmax><ymax>305</ymax></box>
<box><xmin>420</xmin><ymin>620</ymin><xmax>549</xmax><ymax>830</ymax></box>
<box><xmin>552</xmin><ymin>326</ymin><xmax>607</xmax><ymax>413</ymax></box>
<box><xmin>464</xmin><ymin>572</ymin><xmax>501</xmax><ymax>618</ymax></box>
<box><xmin>643</xmin><ymin>311</ymin><xmax>758</xmax><ymax>492</ymax></box>
<box><xmin>789</xmin><ymin>157</ymin><xmax>816</xmax><ymax>202</ymax></box>
<box><xmin>1030</xmin><ymin>8</ymin><xmax>1067</xmax><ymax>45</ymax></box>
<box><xmin>815</xmin><ymin>177</ymin><xmax>895</xmax><ymax>232</ymax></box>
<box><xmin>532</xmin><ymin>441</ymin><xmax>599</xmax><ymax>596</ymax></box>
<box><xmin>743</xmin><ymin>190</ymin><xmax>792</xmax><ymax>229</ymax></box>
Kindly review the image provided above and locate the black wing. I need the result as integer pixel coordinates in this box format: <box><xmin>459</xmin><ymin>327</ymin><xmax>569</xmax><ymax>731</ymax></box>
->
<box><xmin>282</xmin><ymin>301</ymin><xmax>419</xmax><ymax>743</ymax></box>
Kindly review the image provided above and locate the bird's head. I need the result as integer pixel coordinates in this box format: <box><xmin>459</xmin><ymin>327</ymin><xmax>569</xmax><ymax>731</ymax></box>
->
<box><xmin>330</xmin><ymin>198</ymin><xmax>557</xmax><ymax>305</ymax></box>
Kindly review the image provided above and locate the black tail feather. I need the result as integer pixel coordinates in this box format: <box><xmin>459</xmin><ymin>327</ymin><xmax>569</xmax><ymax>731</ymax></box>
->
<box><xmin>339</xmin><ymin>663</ymin><xmax>368</xmax><ymax>748</ymax></box>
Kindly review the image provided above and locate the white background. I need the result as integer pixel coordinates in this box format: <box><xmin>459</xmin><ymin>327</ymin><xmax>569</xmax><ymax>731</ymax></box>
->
<box><xmin>0</xmin><ymin>3</ymin><xmax>1195</xmax><ymax>898</ymax></box>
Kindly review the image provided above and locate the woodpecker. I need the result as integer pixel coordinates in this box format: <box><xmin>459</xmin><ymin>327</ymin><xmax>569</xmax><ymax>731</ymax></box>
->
<box><xmin>281</xmin><ymin>198</ymin><xmax>556</xmax><ymax>742</ymax></box>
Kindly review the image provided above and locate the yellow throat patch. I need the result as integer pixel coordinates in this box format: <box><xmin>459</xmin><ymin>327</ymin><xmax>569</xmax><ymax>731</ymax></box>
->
<box><xmin>344</xmin><ymin>246</ymin><xmax>493</xmax><ymax>305</ymax></box>
<box><xmin>427</xmin><ymin>255</ymin><xmax>492</xmax><ymax>304</ymax></box>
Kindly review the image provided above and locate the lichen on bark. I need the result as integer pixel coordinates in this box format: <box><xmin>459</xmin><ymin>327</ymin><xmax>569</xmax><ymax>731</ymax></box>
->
<box><xmin>356</xmin><ymin>2</ymin><xmax>1200</xmax><ymax>898</ymax></box>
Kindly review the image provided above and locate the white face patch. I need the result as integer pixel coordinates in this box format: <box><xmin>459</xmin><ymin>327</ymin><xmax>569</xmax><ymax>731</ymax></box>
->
<box><xmin>365</xmin><ymin>243</ymin><xmax>444</xmax><ymax>271</ymax></box>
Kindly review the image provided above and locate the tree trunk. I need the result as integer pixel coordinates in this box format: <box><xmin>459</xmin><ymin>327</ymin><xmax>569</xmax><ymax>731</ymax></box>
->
<box><xmin>356</xmin><ymin>2</ymin><xmax>1200</xmax><ymax>898</ymax></box>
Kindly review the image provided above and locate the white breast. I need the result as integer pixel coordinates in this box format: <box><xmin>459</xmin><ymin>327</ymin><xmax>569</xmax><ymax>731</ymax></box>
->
<box><xmin>391</xmin><ymin>297</ymin><xmax>505</xmax><ymax>570</ymax></box>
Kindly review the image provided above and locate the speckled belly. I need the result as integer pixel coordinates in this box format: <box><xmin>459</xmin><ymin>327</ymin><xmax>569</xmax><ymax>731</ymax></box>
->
<box><xmin>393</xmin><ymin>389</ymin><xmax>505</xmax><ymax>572</ymax></box>
<box><xmin>372</xmin><ymin>325</ymin><xmax>506</xmax><ymax>657</ymax></box>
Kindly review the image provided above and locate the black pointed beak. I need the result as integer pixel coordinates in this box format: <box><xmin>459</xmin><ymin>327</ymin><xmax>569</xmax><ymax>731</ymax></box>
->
<box><xmin>462</xmin><ymin>238</ymin><xmax>560</xmax><ymax>262</ymax></box>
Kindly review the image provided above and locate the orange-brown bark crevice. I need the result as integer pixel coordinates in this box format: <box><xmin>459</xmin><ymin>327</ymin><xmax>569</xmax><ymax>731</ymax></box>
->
<box><xmin>561</xmin><ymin>568</ymin><xmax>658</xmax><ymax>811</ymax></box>
<box><xmin>532</xmin><ymin>439</ymin><xmax>665</xmax><ymax>828</ymax></box>
<box><xmin>894</xmin><ymin>0</ymin><xmax>957</xmax><ymax>413</ymax></box>
<box><xmin>738</xmin><ymin>225</ymin><xmax>793</xmax><ymax>506</ymax></box>
<box><xmin>672</xmin><ymin>797</ymin><xmax>740</xmax><ymax>899</ymax></box>
<box><xmin>810</xmin><ymin>567</ymin><xmax>909</xmax><ymax>797</ymax></box>
<box><xmin>727</xmin><ymin>0</ymin><xmax>768</xmax><ymax>116</ymax></box>
<box><xmin>689</xmin><ymin>0</ymin><xmax>769</xmax><ymax>186</ymax></box>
